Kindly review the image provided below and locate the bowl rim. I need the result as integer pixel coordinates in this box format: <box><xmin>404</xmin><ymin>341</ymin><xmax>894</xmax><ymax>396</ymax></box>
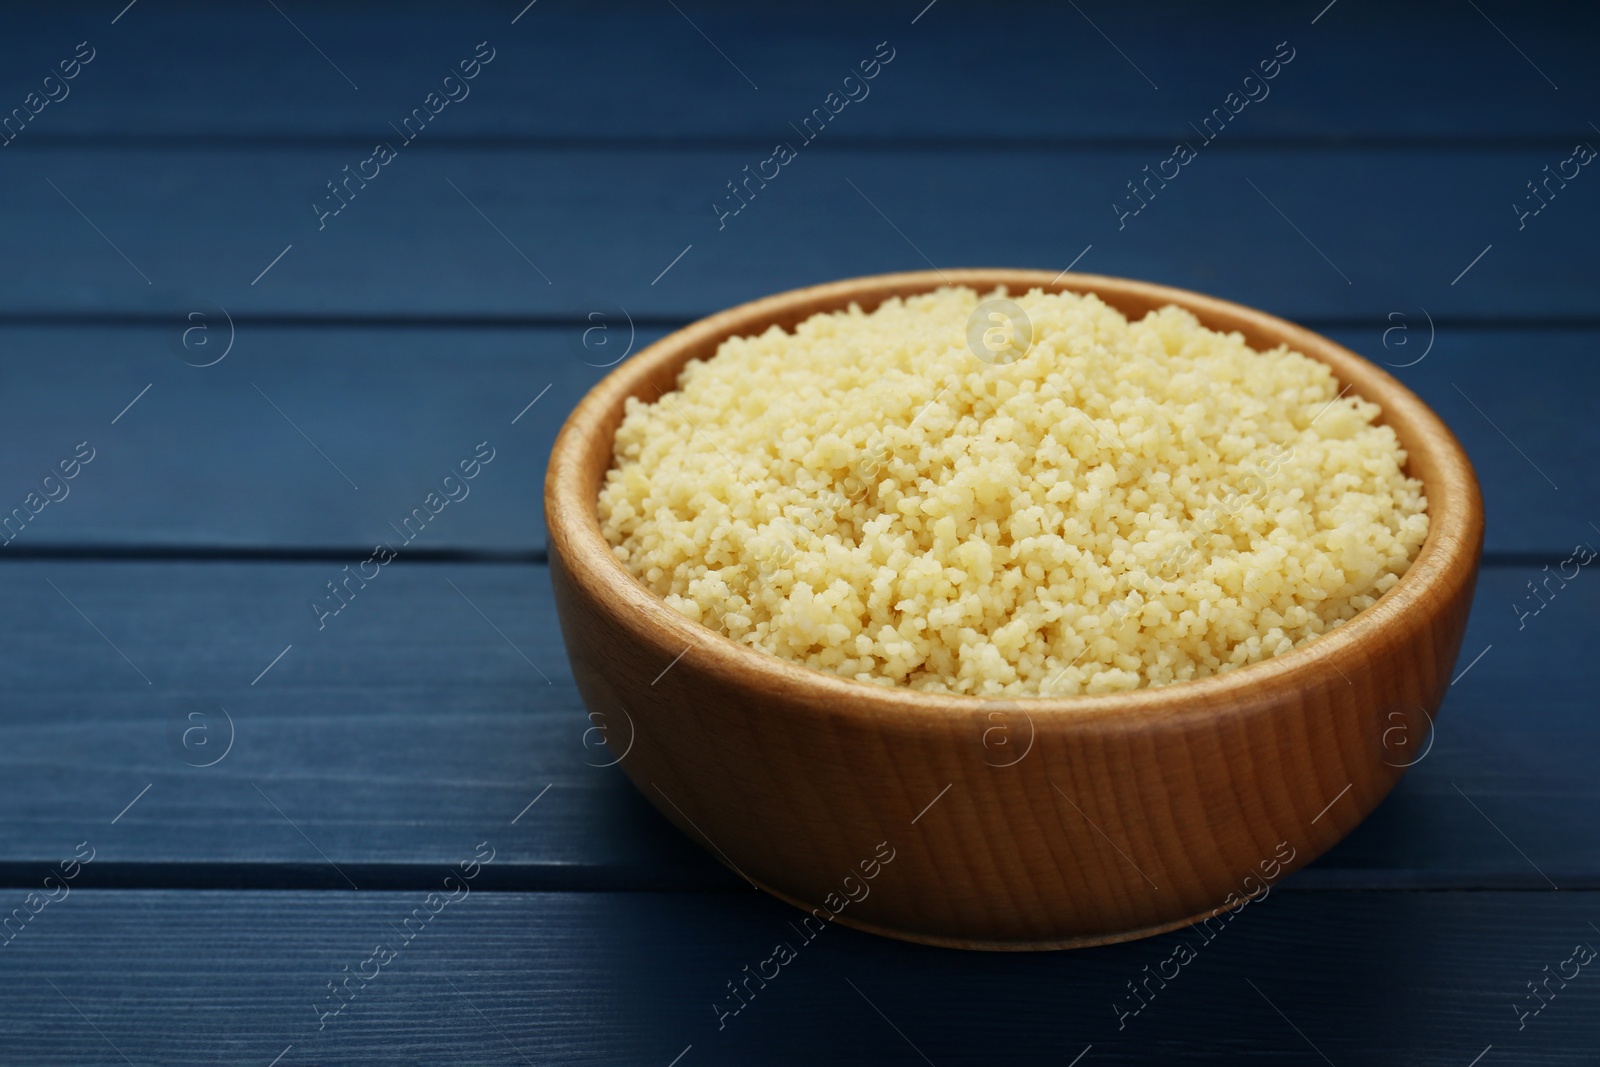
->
<box><xmin>545</xmin><ymin>268</ymin><xmax>1483</xmax><ymax>726</ymax></box>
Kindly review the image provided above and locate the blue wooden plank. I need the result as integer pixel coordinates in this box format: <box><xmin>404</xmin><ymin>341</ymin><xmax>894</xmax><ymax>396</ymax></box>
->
<box><xmin>0</xmin><ymin>888</ymin><xmax>1593</xmax><ymax>1064</ymax></box>
<box><xmin>0</xmin><ymin>323</ymin><xmax>1587</xmax><ymax>555</ymax></box>
<box><xmin>1324</xmin><ymin>326</ymin><xmax>1594</xmax><ymax>558</ymax></box>
<box><xmin>0</xmin><ymin>146</ymin><xmax>1594</xmax><ymax>319</ymax></box>
<box><xmin>0</xmin><ymin>561</ymin><xmax>706</xmax><ymax>879</ymax></box>
<box><xmin>0</xmin><ymin>325</ymin><xmax>626</xmax><ymax>555</ymax></box>
<box><xmin>0</xmin><ymin>1</ymin><xmax>1594</xmax><ymax>142</ymax></box>
<box><xmin>0</xmin><ymin>561</ymin><xmax>1590</xmax><ymax>884</ymax></box>
<box><xmin>1313</xmin><ymin>559</ymin><xmax>1598</xmax><ymax>883</ymax></box>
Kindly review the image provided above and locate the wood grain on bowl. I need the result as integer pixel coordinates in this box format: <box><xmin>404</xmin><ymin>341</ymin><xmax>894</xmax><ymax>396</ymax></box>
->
<box><xmin>545</xmin><ymin>269</ymin><xmax>1484</xmax><ymax>949</ymax></box>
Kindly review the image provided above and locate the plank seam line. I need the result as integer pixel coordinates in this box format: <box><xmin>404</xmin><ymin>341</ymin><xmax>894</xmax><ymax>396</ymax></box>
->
<box><xmin>0</xmin><ymin>549</ymin><xmax>1559</xmax><ymax>567</ymax></box>
<box><xmin>4</xmin><ymin>134</ymin><xmax>1598</xmax><ymax>153</ymax></box>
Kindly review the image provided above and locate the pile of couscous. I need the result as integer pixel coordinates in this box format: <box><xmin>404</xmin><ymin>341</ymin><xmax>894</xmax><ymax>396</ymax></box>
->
<box><xmin>598</xmin><ymin>287</ymin><xmax>1428</xmax><ymax>696</ymax></box>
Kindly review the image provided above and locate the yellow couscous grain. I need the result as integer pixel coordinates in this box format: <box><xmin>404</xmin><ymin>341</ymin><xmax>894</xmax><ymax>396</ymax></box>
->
<box><xmin>598</xmin><ymin>287</ymin><xmax>1428</xmax><ymax>696</ymax></box>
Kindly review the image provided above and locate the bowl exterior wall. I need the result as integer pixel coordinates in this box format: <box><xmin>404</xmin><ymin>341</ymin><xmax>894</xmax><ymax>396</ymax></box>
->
<box><xmin>551</xmin><ymin>543</ymin><xmax>1476</xmax><ymax>946</ymax></box>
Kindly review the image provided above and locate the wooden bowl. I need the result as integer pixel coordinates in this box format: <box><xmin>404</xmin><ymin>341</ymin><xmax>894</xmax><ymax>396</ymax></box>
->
<box><xmin>545</xmin><ymin>269</ymin><xmax>1483</xmax><ymax>949</ymax></box>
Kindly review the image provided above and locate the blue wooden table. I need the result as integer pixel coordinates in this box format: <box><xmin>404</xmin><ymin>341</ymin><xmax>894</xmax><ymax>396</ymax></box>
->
<box><xmin>1</xmin><ymin>2</ymin><xmax>1595</xmax><ymax>1063</ymax></box>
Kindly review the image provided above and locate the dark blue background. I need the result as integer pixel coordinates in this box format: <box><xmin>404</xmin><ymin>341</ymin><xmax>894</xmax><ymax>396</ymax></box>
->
<box><xmin>0</xmin><ymin>2</ymin><xmax>1594</xmax><ymax>1063</ymax></box>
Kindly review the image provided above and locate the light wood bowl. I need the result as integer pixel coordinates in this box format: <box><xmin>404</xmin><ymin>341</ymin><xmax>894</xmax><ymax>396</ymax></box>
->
<box><xmin>545</xmin><ymin>270</ymin><xmax>1483</xmax><ymax>949</ymax></box>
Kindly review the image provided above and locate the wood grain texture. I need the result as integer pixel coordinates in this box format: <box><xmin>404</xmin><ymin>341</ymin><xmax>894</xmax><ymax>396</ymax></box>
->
<box><xmin>1</xmin><ymin>1</ymin><xmax>1596</xmax><ymax>141</ymax></box>
<box><xmin>0</xmin><ymin>2</ymin><xmax>1588</xmax><ymax>1058</ymax></box>
<box><xmin>0</xmin><ymin>888</ymin><xmax>1594</xmax><ymax>1065</ymax></box>
<box><xmin>547</xmin><ymin>269</ymin><xmax>1485</xmax><ymax>947</ymax></box>
<box><xmin>0</xmin><ymin>147</ymin><xmax>1595</xmax><ymax>320</ymax></box>
<box><xmin>0</xmin><ymin>324</ymin><xmax>1585</xmax><ymax>554</ymax></box>
<box><xmin>0</xmin><ymin>325</ymin><xmax>636</xmax><ymax>554</ymax></box>
<box><xmin>0</xmin><ymin>560</ymin><xmax>1588</xmax><ymax>884</ymax></box>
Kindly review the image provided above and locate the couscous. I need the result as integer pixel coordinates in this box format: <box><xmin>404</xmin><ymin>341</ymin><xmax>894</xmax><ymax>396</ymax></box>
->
<box><xmin>598</xmin><ymin>287</ymin><xmax>1428</xmax><ymax>696</ymax></box>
